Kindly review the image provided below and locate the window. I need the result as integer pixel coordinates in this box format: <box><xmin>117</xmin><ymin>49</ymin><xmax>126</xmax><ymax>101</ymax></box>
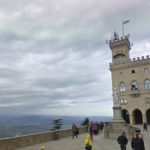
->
<box><xmin>120</xmin><ymin>99</ymin><xmax>127</xmax><ymax>104</ymax></box>
<box><xmin>145</xmin><ymin>80</ymin><xmax>150</xmax><ymax>89</ymax></box>
<box><xmin>120</xmin><ymin>82</ymin><xmax>125</xmax><ymax>91</ymax></box>
<box><xmin>146</xmin><ymin>98</ymin><xmax>149</xmax><ymax>102</ymax></box>
<box><xmin>121</xmin><ymin>100</ymin><xmax>124</xmax><ymax>103</ymax></box>
<box><xmin>120</xmin><ymin>72</ymin><xmax>123</xmax><ymax>75</ymax></box>
<box><xmin>131</xmin><ymin>81</ymin><xmax>138</xmax><ymax>90</ymax></box>
<box><xmin>144</xmin><ymin>68</ymin><xmax>148</xmax><ymax>72</ymax></box>
<box><xmin>132</xmin><ymin>70</ymin><xmax>135</xmax><ymax>73</ymax></box>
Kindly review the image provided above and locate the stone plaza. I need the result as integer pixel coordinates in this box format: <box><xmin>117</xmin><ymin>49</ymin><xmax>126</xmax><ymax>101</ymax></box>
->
<box><xmin>15</xmin><ymin>125</ymin><xmax>149</xmax><ymax>150</ymax></box>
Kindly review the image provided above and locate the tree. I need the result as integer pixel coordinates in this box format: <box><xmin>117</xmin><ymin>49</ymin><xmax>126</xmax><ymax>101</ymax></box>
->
<box><xmin>81</xmin><ymin>118</ymin><xmax>89</xmax><ymax>126</ymax></box>
<box><xmin>50</xmin><ymin>119</ymin><xmax>63</xmax><ymax>131</ymax></box>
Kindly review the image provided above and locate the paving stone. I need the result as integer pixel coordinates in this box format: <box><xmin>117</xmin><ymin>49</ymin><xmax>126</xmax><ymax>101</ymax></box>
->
<box><xmin>15</xmin><ymin>125</ymin><xmax>149</xmax><ymax>150</ymax></box>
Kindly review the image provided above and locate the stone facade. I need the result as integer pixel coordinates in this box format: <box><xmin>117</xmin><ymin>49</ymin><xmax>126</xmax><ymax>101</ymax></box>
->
<box><xmin>109</xmin><ymin>36</ymin><xmax>150</xmax><ymax>125</ymax></box>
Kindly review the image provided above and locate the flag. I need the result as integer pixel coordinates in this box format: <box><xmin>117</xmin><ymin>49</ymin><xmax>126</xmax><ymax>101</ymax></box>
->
<box><xmin>123</xmin><ymin>20</ymin><xmax>129</xmax><ymax>25</ymax></box>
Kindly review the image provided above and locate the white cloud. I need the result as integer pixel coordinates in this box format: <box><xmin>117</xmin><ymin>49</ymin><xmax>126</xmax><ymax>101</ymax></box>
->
<box><xmin>0</xmin><ymin>0</ymin><xmax>149</xmax><ymax>116</ymax></box>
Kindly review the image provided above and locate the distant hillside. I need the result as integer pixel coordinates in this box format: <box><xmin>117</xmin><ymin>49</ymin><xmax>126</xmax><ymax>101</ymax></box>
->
<box><xmin>1</xmin><ymin>116</ymin><xmax>53</xmax><ymax>126</ymax></box>
<box><xmin>0</xmin><ymin>115</ymin><xmax>113</xmax><ymax>138</ymax></box>
<box><xmin>0</xmin><ymin>125</ymin><xmax>52</xmax><ymax>139</ymax></box>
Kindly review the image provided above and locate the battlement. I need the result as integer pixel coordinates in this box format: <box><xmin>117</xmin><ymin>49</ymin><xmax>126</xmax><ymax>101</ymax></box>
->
<box><xmin>109</xmin><ymin>35</ymin><xmax>131</xmax><ymax>51</ymax></box>
<box><xmin>109</xmin><ymin>55</ymin><xmax>150</xmax><ymax>66</ymax></box>
<box><xmin>132</xmin><ymin>55</ymin><xmax>149</xmax><ymax>61</ymax></box>
<box><xmin>109</xmin><ymin>36</ymin><xmax>129</xmax><ymax>44</ymax></box>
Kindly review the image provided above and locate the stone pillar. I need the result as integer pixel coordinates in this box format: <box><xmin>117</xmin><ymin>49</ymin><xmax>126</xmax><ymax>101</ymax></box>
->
<box><xmin>129</xmin><ymin>115</ymin><xmax>133</xmax><ymax>125</ymax></box>
<box><xmin>142</xmin><ymin>114</ymin><xmax>146</xmax><ymax>123</ymax></box>
<box><xmin>111</xmin><ymin>106</ymin><xmax>126</xmax><ymax>123</ymax></box>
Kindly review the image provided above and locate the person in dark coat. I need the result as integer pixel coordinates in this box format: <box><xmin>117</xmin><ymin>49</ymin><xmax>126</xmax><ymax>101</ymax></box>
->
<box><xmin>117</xmin><ymin>132</ymin><xmax>128</xmax><ymax>150</ymax></box>
<box><xmin>100</xmin><ymin>122</ymin><xmax>104</xmax><ymax>132</ymax></box>
<box><xmin>143</xmin><ymin>122</ymin><xmax>148</xmax><ymax>131</ymax></box>
<box><xmin>131</xmin><ymin>133</ymin><xmax>139</xmax><ymax>150</ymax></box>
<box><xmin>72</xmin><ymin>124</ymin><xmax>78</xmax><ymax>139</ymax></box>
<box><xmin>137</xmin><ymin>134</ymin><xmax>145</xmax><ymax>150</ymax></box>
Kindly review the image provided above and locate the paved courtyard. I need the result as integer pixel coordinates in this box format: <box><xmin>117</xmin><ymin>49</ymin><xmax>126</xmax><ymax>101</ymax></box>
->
<box><xmin>15</xmin><ymin>125</ymin><xmax>149</xmax><ymax>150</ymax></box>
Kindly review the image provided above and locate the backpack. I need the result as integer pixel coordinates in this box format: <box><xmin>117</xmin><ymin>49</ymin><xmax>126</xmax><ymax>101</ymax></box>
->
<box><xmin>85</xmin><ymin>141</ymin><xmax>91</xmax><ymax>150</ymax></box>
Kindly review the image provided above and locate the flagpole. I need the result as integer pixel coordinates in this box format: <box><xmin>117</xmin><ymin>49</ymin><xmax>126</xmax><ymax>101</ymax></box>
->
<box><xmin>122</xmin><ymin>20</ymin><xmax>124</xmax><ymax>38</ymax></box>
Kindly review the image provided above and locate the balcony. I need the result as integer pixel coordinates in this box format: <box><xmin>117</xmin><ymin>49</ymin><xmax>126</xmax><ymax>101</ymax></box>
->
<box><xmin>129</xmin><ymin>89</ymin><xmax>141</xmax><ymax>96</ymax></box>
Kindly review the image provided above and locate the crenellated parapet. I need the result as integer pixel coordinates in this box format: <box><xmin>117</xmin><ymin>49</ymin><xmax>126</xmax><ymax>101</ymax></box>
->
<box><xmin>109</xmin><ymin>55</ymin><xmax>150</xmax><ymax>71</ymax></box>
<box><xmin>109</xmin><ymin>36</ymin><xmax>131</xmax><ymax>50</ymax></box>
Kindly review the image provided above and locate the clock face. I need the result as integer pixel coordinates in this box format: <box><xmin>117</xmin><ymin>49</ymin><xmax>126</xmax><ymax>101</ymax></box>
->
<box><xmin>117</xmin><ymin>56</ymin><xmax>122</xmax><ymax>60</ymax></box>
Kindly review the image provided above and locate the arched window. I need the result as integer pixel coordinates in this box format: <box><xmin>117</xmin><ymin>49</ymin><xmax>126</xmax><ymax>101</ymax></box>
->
<box><xmin>131</xmin><ymin>81</ymin><xmax>138</xmax><ymax>90</ymax></box>
<box><xmin>145</xmin><ymin>80</ymin><xmax>150</xmax><ymax>89</ymax></box>
<box><xmin>120</xmin><ymin>82</ymin><xmax>125</xmax><ymax>91</ymax></box>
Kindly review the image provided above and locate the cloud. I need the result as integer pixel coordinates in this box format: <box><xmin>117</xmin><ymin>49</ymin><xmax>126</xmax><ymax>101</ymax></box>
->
<box><xmin>0</xmin><ymin>0</ymin><xmax>149</xmax><ymax>116</ymax></box>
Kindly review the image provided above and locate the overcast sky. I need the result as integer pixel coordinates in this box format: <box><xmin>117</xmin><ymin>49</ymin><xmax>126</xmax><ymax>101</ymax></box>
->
<box><xmin>0</xmin><ymin>0</ymin><xmax>149</xmax><ymax>116</ymax></box>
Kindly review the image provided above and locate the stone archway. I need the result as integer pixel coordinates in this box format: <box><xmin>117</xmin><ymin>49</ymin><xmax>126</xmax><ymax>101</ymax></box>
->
<box><xmin>122</xmin><ymin>109</ymin><xmax>130</xmax><ymax>123</ymax></box>
<box><xmin>133</xmin><ymin>109</ymin><xmax>143</xmax><ymax>124</ymax></box>
<box><xmin>146</xmin><ymin>109</ymin><xmax>150</xmax><ymax>124</ymax></box>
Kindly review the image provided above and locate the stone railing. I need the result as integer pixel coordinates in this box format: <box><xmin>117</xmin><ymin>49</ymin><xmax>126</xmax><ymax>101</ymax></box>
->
<box><xmin>0</xmin><ymin>126</ymin><xmax>87</xmax><ymax>150</ymax></box>
<box><xmin>129</xmin><ymin>89</ymin><xmax>141</xmax><ymax>95</ymax></box>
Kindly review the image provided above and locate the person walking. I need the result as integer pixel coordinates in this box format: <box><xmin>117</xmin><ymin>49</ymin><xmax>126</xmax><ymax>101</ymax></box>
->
<box><xmin>97</xmin><ymin>122</ymin><xmax>100</xmax><ymax>134</ymax></box>
<box><xmin>137</xmin><ymin>134</ymin><xmax>145</xmax><ymax>150</ymax></box>
<box><xmin>143</xmin><ymin>122</ymin><xmax>148</xmax><ymax>131</ymax></box>
<box><xmin>85</xmin><ymin>135</ymin><xmax>93</xmax><ymax>150</ymax></box>
<box><xmin>76</xmin><ymin>124</ymin><xmax>79</xmax><ymax>135</ymax></box>
<box><xmin>100</xmin><ymin>122</ymin><xmax>104</xmax><ymax>132</ymax></box>
<box><xmin>131</xmin><ymin>133</ymin><xmax>139</xmax><ymax>150</ymax></box>
<box><xmin>88</xmin><ymin>122</ymin><xmax>90</xmax><ymax>132</ymax></box>
<box><xmin>88</xmin><ymin>121</ymin><xmax>93</xmax><ymax>132</ymax></box>
<box><xmin>72</xmin><ymin>124</ymin><xmax>78</xmax><ymax>139</ymax></box>
<box><xmin>90</xmin><ymin>123</ymin><xmax>94</xmax><ymax>141</ymax></box>
<box><xmin>117</xmin><ymin>132</ymin><xmax>128</xmax><ymax>150</ymax></box>
<box><xmin>93</xmin><ymin>123</ymin><xmax>98</xmax><ymax>135</ymax></box>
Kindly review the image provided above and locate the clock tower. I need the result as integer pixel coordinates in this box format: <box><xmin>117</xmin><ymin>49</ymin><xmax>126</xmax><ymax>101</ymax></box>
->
<box><xmin>109</xmin><ymin>31</ymin><xmax>131</xmax><ymax>64</ymax></box>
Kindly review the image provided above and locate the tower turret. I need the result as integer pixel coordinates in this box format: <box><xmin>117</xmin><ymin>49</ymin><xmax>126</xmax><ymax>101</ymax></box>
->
<box><xmin>109</xmin><ymin>31</ymin><xmax>131</xmax><ymax>64</ymax></box>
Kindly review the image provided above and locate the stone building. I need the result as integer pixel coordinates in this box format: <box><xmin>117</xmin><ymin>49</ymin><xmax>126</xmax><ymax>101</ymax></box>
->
<box><xmin>109</xmin><ymin>32</ymin><xmax>150</xmax><ymax>125</ymax></box>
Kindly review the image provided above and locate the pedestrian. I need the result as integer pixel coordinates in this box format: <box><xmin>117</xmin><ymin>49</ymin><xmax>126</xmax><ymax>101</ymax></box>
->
<box><xmin>117</xmin><ymin>132</ymin><xmax>128</xmax><ymax>150</ymax></box>
<box><xmin>137</xmin><ymin>134</ymin><xmax>145</xmax><ymax>150</ymax></box>
<box><xmin>90</xmin><ymin>122</ymin><xmax>94</xmax><ymax>141</ymax></box>
<box><xmin>143</xmin><ymin>122</ymin><xmax>148</xmax><ymax>132</ymax></box>
<box><xmin>76</xmin><ymin>124</ymin><xmax>79</xmax><ymax>135</ymax></box>
<box><xmin>85</xmin><ymin>135</ymin><xmax>93</xmax><ymax>150</ymax></box>
<box><xmin>93</xmin><ymin>123</ymin><xmax>98</xmax><ymax>135</ymax></box>
<box><xmin>97</xmin><ymin>122</ymin><xmax>100</xmax><ymax>134</ymax></box>
<box><xmin>88</xmin><ymin>121</ymin><xmax>93</xmax><ymax>132</ymax></box>
<box><xmin>72</xmin><ymin>124</ymin><xmax>78</xmax><ymax>139</ymax></box>
<box><xmin>100</xmin><ymin>122</ymin><xmax>103</xmax><ymax>132</ymax></box>
<box><xmin>88</xmin><ymin>122</ymin><xmax>90</xmax><ymax>132</ymax></box>
<box><xmin>40</xmin><ymin>147</ymin><xmax>45</xmax><ymax>150</ymax></box>
<box><xmin>131</xmin><ymin>133</ymin><xmax>139</xmax><ymax>150</ymax></box>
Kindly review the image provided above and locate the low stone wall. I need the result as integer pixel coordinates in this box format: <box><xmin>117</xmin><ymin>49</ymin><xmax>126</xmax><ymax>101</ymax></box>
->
<box><xmin>0</xmin><ymin>126</ymin><xmax>87</xmax><ymax>150</ymax></box>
